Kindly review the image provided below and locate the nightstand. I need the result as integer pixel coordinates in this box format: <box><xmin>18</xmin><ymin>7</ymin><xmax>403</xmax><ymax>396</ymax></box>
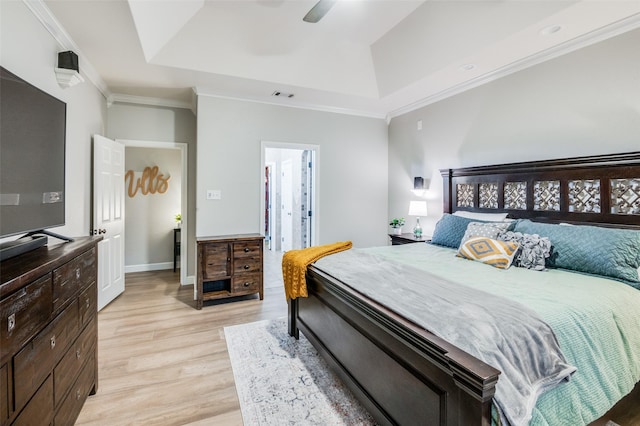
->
<box><xmin>389</xmin><ymin>233</ymin><xmax>431</xmax><ymax>245</ymax></box>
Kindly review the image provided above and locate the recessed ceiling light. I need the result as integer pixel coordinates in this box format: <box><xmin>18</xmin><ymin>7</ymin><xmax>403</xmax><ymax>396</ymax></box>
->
<box><xmin>459</xmin><ymin>64</ymin><xmax>476</xmax><ymax>72</ymax></box>
<box><xmin>540</xmin><ymin>25</ymin><xmax>563</xmax><ymax>36</ymax></box>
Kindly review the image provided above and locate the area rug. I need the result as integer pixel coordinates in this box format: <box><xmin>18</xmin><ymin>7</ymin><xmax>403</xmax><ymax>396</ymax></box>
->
<box><xmin>224</xmin><ymin>317</ymin><xmax>376</xmax><ymax>425</ymax></box>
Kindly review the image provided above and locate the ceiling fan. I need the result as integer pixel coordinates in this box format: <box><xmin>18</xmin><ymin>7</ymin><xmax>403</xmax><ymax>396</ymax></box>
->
<box><xmin>303</xmin><ymin>0</ymin><xmax>337</xmax><ymax>23</ymax></box>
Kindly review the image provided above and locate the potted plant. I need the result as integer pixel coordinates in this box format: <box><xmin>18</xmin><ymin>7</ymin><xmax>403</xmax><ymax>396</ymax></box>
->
<box><xmin>175</xmin><ymin>213</ymin><xmax>182</xmax><ymax>228</ymax></box>
<box><xmin>389</xmin><ymin>217</ymin><xmax>405</xmax><ymax>235</ymax></box>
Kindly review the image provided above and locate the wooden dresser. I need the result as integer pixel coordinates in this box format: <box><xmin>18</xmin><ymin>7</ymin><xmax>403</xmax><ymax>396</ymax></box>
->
<box><xmin>196</xmin><ymin>234</ymin><xmax>264</xmax><ymax>309</ymax></box>
<box><xmin>0</xmin><ymin>237</ymin><xmax>101</xmax><ymax>426</ymax></box>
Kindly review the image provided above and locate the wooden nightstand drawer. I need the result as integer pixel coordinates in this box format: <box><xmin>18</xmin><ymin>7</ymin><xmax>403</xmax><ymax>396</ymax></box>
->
<box><xmin>0</xmin><ymin>274</ymin><xmax>52</xmax><ymax>362</ymax></box>
<box><xmin>233</xmin><ymin>257</ymin><xmax>261</xmax><ymax>274</ymax></box>
<box><xmin>54</xmin><ymin>350</ymin><xmax>95</xmax><ymax>426</ymax></box>
<box><xmin>232</xmin><ymin>274</ymin><xmax>261</xmax><ymax>294</ymax></box>
<box><xmin>54</xmin><ymin>318</ymin><xmax>96</xmax><ymax>407</ymax></box>
<box><xmin>78</xmin><ymin>282</ymin><xmax>97</xmax><ymax>328</ymax></box>
<box><xmin>233</xmin><ymin>241</ymin><xmax>261</xmax><ymax>258</ymax></box>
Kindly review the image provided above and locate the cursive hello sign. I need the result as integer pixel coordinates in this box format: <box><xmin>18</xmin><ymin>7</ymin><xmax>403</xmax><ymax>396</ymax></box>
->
<box><xmin>125</xmin><ymin>166</ymin><xmax>170</xmax><ymax>197</ymax></box>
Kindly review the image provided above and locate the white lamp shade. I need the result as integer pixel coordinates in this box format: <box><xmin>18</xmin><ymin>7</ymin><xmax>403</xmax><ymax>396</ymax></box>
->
<box><xmin>408</xmin><ymin>200</ymin><xmax>428</xmax><ymax>216</ymax></box>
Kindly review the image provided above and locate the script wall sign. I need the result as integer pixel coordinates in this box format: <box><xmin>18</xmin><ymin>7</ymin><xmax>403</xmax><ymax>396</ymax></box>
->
<box><xmin>125</xmin><ymin>166</ymin><xmax>170</xmax><ymax>197</ymax></box>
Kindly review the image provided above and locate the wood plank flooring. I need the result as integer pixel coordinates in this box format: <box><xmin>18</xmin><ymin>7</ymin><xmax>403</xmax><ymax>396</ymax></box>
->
<box><xmin>76</xmin><ymin>259</ymin><xmax>287</xmax><ymax>425</ymax></box>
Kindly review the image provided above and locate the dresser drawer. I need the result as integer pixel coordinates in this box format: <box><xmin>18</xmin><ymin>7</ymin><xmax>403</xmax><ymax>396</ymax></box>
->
<box><xmin>13</xmin><ymin>302</ymin><xmax>78</xmax><ymax>411</ymax></box>
<box><xmin>78</xmin><ymin>282</ymin><xmax>97</xmax><ymax>328</ymax></box>
<box><xmin>233</xmin><ymin>257</ymin><xmax>261</xmax><ymax>274</ymax></box>
<box><xmin>0</xmin><ymin>364</ymin><xmax>7</xmax><ymax>425</ymax></box>
<box><xmin>54</xmin><ymin>318</ymin><xmax>96</xmax><ymax>407</ymax></box>
<box><xmin>231</xmin><ymin>274</ymin><xmax>261</xmax><ymax>294</ymax></box>
<box><xmin>233</xmin><ymin>241</ymin><xmax>261</xmax><ymax>258</ymax></box>
<box><xmin>0</xmin><ymin>274</ymin><xmax>52</xmax><ymax>363</ymax></box>
<box><xmin>202</xmin><ymin>244</ymin><xmax>230</xmax><ymax>280</ymax></box>
<box><xmin>52</xmin><ymin>248</ymin><xmax>96</xmax><ymax>312</ymax></box>
<box><xmin>12</xmin><ymin>375</ymin><xmax>53</xmax><ymax>426</ymax></box>
<box><xmin>54</xmin><ymin>351</ymin><xmax>95</xmax><ymax>426</ymax></box>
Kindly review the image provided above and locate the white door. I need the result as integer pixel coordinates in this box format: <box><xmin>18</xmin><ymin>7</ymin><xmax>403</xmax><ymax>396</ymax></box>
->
<box><xmin>93</xmin><ymin>135</ymin><xmax>125</xmax><ymax>311</ymax></box>
<box><xmin>281</xmin><ymin>160</ymin><xmax>293</xmax><ymax>251</ymax></box>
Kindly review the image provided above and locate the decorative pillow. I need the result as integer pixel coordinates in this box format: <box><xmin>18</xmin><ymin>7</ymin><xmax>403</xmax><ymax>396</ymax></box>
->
<box><xmin>460</xmin><ymin>222</ymin><xmax>511</xmax><ymax>245</ymax></box>
<box><xmin>499</xmin><ymin>231</ymin><xmax>552</xmax><ymax>271</ymax></box>
<box><xmin>453</xmin><ymin>211</ymin><xmax>509</xmax><ymax>222</ymax></box>
<box><xmin>457</xmin><ymin>237</ymin><xmax>519</xmax><ymax>269</ymax></box>
<box><xmin>513</xmin><ymin>220</ymin><xmax>640</xmax><ymax>285</ymax></box>
<box><xmin>430</xmin><ymin>214</ymin><xmax>488</xmax><ymax>248</ymax></box>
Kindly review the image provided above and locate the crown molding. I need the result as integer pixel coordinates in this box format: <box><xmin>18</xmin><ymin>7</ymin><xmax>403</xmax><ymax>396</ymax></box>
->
<box><xmin>24</xmin><ymin>0</ymin><xmax>111</xmax><ymax>99</ymax></box>
<box><xmin>194</xmin><ymin>87</ymin><xmax>386</xmax><ymax>120</ymax></box>
<box><xmin>386</xmin><ymin>12</ymin><xmax>640</xmax><ymax>121</ymax></box>
<box><xmin>107</xmin><ymin>93</ymin><xmax>194</xmax><ymax>111</ymax></box>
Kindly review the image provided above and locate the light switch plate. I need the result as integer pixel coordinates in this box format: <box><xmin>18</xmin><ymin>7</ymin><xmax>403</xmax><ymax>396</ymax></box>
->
<box><xmin>207</xmin><ymin>190</ymin><xmax>222</xmax><ymax>200</ymax></box>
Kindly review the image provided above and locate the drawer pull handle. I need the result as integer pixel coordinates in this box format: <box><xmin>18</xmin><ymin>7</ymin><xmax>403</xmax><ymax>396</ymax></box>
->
<box><xmin>86</xmin><ymin>297</ymin><xmax>90</xmax><ymax>309</ymax></box>
<box><xmin>243</xmin><ymin>282</ymin><xmax>250</xmax><ymax>287</ymax></box>
<box><xmin>244</xmin><ymin>247</ymin><xmax>250</xmax><ymax>253</ymax></box>
<box><xmin>76</xmin><ymin>268</ymin><xmax>81</xmax><ymax>279</ymax></box>
<box><xmin>243</xmin><ymin>265</ymin><xmax>250</xmax><ymax>270</ymax></box>
<box><xmin>77</xmin><ymin>349</ymin><xmax>81</xmax><ymax>359</ymax></box>
<box><xmin>7</xmin><ymin>313</ymin><xmax>16</xmax><ymax>334</ymax></box>
<box><xmin>50</xmin><ymin>335</ymin><xmax>56</xmax><ymax>349</ymax></box>
<box><xmin>76</xmin><ymin>389</ymin><xmax>81</xmax><ymax>400</ymax></box>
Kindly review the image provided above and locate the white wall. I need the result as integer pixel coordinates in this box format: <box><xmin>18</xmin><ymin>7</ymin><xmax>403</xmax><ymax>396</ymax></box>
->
<box><xmin>196</xmin><ymin>97</ymin><xmax>389</xmax><ymax>248</ymax></box>
<box><xmin>124</xmin><ymin>147</ymin><xmax>182</xmax><ymax>270</ymax></box>
<box><xmin>1</xmin><ymin>1</ymin><xmax>107</xmax><ymax>242</ymax></box>
<box><xmin>388</xmin><ymin>28</ymin><xmax>640</xmax><ymax>235</ymax></box>
<box><xmin>107</xmin><ymin>103</ymin><xmax>197</xmax><ymax>276</ymax></box>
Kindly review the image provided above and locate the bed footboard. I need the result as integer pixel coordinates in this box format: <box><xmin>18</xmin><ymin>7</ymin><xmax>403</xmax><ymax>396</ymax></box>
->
<box><xmin>288</xmin><ymin>266</ymin><xmax>500</xmax><ymax>426</ymax></box>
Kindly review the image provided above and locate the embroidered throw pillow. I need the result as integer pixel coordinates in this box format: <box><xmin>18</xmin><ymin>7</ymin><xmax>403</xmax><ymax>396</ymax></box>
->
<box><xmin>457</xmin><ymin>237</ymin><xmax>519</xmax><ymax>269</ymax></box>
<box><xmin>499</xmin><ymin>231</ymin><xmax>552</xmax><ymax>271</ymax></box>
<box><xmin>460</xmin><ymin>222</ymin><xmax>511</xmax><ymax>246</ymax></box>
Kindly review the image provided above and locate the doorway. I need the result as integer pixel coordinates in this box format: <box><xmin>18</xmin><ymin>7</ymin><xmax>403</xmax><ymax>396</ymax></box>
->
<box><xmin>120</xmin><ymin>139</ymin><xmax>189</xmax><ymax>286</ymax></box>
<box><xmin>261</xmin><ymin>142</ymin><xmax>318</xmax><ymax>253</ymax></box>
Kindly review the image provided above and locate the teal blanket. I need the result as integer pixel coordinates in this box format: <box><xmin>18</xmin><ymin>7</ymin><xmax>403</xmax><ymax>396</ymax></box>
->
<box><xmin>361</xmin><ymin>243</ymin><xmax>640</xmax><ymax>426</ymax></box>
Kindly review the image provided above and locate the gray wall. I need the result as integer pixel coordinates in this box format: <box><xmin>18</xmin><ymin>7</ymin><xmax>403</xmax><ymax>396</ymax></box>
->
<box><xmin>124</xmin><ymin>147</ymin><xmax>182</xmax><ymax>269</ymax></box>
<box><xmin>196</xmin><ymin>96</ymin><xmax>389</xmax><ymax>248</ymax></box>
<box><xmin>388</xmin><ymin>28</ymin><xmax>640</xmax><ymax>235</ymax></box>
<box><xmin>107</xmin><ymin>103</ymin><xmax>197</xmax><ymax>277</ymax></box>
<box><xmin>1</xmin><ymin>1</ymin><xmax>107</xmax><ymax>242</ymax></box>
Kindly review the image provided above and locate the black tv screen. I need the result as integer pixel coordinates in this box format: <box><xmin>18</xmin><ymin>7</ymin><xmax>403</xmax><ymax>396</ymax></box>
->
<box><xmin>0</xmin><ymin>66</ymin><xmax>66</xmax><ymax>238</ymax></box>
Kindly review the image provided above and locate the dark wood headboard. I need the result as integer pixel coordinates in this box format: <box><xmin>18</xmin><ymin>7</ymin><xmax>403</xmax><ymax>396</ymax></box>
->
<box><xmin>440</xmin><ymin>152</ymin><xmax>640</xmax><ymax>229</ymax></box>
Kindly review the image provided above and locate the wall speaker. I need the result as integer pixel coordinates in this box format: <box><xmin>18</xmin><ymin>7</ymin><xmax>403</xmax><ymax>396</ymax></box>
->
<box><xmin>58</xmin><ymin>51</ymin><xmax>79</xmax><ymax>72</ymax></box>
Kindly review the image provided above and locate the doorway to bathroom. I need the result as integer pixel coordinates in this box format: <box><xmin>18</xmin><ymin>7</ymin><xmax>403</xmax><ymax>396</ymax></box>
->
<box><xmin>261</xmin><ymin>142</ymin><xmax>318</xmax><ymax>253</ymax></box>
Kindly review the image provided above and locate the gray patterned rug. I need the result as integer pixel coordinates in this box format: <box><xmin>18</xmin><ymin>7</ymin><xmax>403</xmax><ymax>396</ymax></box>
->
<box><xmin>224</xmin><ymin>318</ymin><xmax>376</xmax><ymax>425</ymax></box>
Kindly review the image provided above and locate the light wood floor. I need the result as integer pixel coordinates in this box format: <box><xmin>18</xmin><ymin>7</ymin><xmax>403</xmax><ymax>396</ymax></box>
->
<box><xmin>76</xmin><ymin>257</ymin><xmax>287</xmax><ymax>425</ymax></box>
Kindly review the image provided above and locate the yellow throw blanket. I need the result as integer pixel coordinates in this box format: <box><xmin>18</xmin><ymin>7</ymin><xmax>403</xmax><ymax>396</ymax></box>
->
<box><xmin>282</xmin><ymin>241</ymin><xmax>352</xmax><ymax>300</ymax></box>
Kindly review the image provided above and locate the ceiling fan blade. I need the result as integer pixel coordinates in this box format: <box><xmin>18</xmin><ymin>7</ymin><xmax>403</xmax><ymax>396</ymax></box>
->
<box><xmin>303</xmin><ymin>0</ymin><xmax>337</xmax><ymax>23</ymax></box>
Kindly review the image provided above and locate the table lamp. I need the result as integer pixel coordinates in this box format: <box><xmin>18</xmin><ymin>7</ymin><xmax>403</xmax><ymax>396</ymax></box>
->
<box><xmin>408</xmin><ymin>201</ymin><xmax>428</xmax><ymax>238</ymax></box>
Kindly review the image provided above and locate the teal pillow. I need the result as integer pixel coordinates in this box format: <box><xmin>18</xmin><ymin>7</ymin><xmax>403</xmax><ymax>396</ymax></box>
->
<box><xmin>430</xmin><ymin>214</ymin><xmax>488</xmax><ymax>248</ymax></box>
<box><xmin>513</xmin><ymin>220</ymin><xmax>640</xmax><ymax>286</ymax></box>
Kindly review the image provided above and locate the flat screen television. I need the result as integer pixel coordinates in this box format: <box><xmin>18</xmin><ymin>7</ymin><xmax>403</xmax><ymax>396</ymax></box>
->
<box><xmin>1</xmin><ymin>66</ymin><xmax>68</xmax><ymax>258</ymax></box>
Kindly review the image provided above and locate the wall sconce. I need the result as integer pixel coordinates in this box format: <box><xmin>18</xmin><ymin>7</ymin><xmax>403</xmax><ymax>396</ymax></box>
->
<box><xmin>412</xmin><ymin>176</ymin><xmax>428</xmax><ymax>197</ymax></box>
<box><xmin>55</xmin><ymin>51</ymin><xmax>84</xmax><ymax>88</ymax></box>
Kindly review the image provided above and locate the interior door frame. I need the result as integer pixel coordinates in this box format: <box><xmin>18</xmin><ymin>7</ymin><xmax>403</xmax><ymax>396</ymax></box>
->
<box><xmin>118</xmin><ymin>139</ymin><xmax>190</xmax><ymax>286</ymax></box>
<box><xmin>261</xmin><ymin>141</ymin><xmax>320</xmax><ymax>248</ymax></box>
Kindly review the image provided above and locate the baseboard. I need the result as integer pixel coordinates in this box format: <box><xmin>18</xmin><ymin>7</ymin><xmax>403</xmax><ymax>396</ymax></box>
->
<box><xmin>125</xmin><ymin>262</ymin><xmax>174</xmax><ymax>273</ymax></box>
<box><xmin>182</xmin><ymin>275</ymin><xmax>195</xmax><ymax>286</ymax></box>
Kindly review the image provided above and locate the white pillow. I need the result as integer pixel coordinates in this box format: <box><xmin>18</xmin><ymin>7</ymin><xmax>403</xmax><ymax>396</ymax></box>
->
<box><xmin>453</xmin><ymin>211</ymin><xmax>509</xmax><ymax>222</ymax></box>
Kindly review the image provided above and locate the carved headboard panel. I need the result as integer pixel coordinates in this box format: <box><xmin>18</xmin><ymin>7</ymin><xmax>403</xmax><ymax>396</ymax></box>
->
<box><xmin>440</xmin><ymin>152</ymin><xmax>640</xmax><ymax>229</ymax></box>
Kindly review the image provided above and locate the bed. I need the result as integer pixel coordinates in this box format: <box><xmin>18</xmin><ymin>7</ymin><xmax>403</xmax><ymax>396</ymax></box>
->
<box><xmin>287</xmin><ymin>151</ymin><xmax>640</xmax><ymax>426</ymax></box>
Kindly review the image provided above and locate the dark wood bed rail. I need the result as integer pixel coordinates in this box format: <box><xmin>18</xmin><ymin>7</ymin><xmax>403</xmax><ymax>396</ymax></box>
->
<box><xmin>441</xmin><ymin>151</ymin><xmax>640</xmax><ymax>228</ymax></box>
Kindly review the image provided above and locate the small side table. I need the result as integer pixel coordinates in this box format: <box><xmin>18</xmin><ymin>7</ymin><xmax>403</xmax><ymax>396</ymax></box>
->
<box><xmin>389</xmin><ymin>233</ymin><xmax>431</xmax><ymax>245</ymax></box>
<box><xmin>173</xmin><ymin>228</ymin><xmax>181</xmax><ymax>272</ymax></box>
